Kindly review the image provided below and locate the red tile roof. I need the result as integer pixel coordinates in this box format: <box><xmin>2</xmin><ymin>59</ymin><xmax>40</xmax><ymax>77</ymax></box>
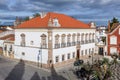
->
<box><xmin>0</xmin><ymin>34</ymin><xmax>15</xmax><ymax>41</ymax></box>
<box><xmin>17</xmin><ymin>12</ymin><xmax>90</xmax><ymax>29</ymax></box>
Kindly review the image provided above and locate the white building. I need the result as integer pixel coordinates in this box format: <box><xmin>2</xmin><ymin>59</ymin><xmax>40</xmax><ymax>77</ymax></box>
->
<box><xmin>95</xmin><ymin>26</ymin><xmax>107</xmax><ymax>56</ymax></box>
<box><xmin>14</xmin><ymin>12</ymin><xmax>96</xmax><ymax>68</ymax></box>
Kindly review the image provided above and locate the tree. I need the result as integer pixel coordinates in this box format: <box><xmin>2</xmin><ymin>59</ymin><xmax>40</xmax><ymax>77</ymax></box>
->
<box><xmin>110</xmin><ymin>17</ymin><xmax>119</xmax><ymax>30</ymax></box>
<box><xmin>24</xmin><ymin>16</ymin><xmax>29</xmax><ymax>21</ymax></box>
<box><xmin>33</xmin><ymin>13</ymin><xmax>40</xmax><ymax>18</ymax></box>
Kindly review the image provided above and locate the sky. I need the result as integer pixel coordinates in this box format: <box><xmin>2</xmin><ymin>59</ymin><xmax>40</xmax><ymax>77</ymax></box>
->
<box><xmin>0</xmin><ymin>0</ymin><xmax>120</xmax><ymax>26</ymax></box>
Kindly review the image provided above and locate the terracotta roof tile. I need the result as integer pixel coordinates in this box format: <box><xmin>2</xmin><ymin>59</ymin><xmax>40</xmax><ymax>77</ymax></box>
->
<box><xmin>0</xmin><ymin>34</ymin><xmax>14</xmax><ymax>41</ymax></box>
<box><xmin>17</xmin><ymin>12</ymin><xmax>90</xmax><ymax>29</ymax></box>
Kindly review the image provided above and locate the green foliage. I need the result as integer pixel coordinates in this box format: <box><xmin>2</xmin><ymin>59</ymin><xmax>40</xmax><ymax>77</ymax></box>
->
<box><xmin>110</xmin><ymin>17</ymin><xmax>119</xmax><ymax>31</ymax></box>
<box><xmin>24</xmin><ymin>16</ymin><xmax>29</xmax><ymax>21</ymax></box>
<box><xmin>33</xmin><ymin>13</ymin><xmax>40</xmax><ymax>18</ymax></box>
<box><xmin>102</xmin><ymin>58</ymin><xmax>109</xmax><ymax>64</ymax></box>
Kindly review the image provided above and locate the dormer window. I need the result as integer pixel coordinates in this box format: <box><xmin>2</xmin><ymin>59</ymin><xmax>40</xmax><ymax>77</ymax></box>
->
<box><xmin>90</xmin><ymin>22</ymin><xmax>96</xmax><ymax>28</ymax></box>
<box><xmin>53</xmin><ymin>18</ymin><xmax>61</xmax><ymax>27</ymax></box>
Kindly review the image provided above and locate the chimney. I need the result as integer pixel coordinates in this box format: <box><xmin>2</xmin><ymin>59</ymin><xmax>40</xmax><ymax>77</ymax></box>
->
<box><xmin>40</xmin><ymin>12</ymin><xmax>47</xmax><ymax>18</ymax></box>
<box><xmin>108</xmin><ymin>20</ymin><xmax>110</xmax><ymax>32</ymax></box>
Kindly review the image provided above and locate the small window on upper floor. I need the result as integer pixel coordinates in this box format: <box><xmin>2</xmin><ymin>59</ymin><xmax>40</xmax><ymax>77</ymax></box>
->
<box><xmin>22</xmin><ymin>52</ymin><xmax>25</xmax><ymax>56</ymax></box>
<box><xmin>30</xmin><ymin>41</ymin><xmax>34</xmax><ymax>45</ymax></box>
<box><xmin>110</xmin><ymin>35</ymin><xmax>117</xmax><ymax>45</ymax></box>
<box><xmin>53</xmin><ymin>18</ymin><xmax>61</xmax><ymax>27</ymax></box>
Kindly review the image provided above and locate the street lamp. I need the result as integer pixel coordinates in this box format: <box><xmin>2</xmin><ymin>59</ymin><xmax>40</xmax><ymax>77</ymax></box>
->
<box><xmin>37</xmin><ymin>45</ymin><xmax>42</xmax><ymax>68</ymax></box>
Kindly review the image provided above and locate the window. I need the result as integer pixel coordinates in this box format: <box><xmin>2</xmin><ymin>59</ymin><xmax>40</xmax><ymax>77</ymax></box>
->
<box><xmin>41</xmin><ymin>34</ymin><xmax>47</xmax><ymax>48</ymax></box>
<box><xmin>20</xmin><ymin>33</ymin><xmax>25</xmax><ymax>46</ymax></box>
<box><xmin>67</xmin><ymin>53</ymin><xmax>70</xmax><ymax>59</ymax></box>
<box><xmin>81</xmin><ymin>50</ymin><xmax>84</xmax><ymax>56</ymax></box>
<box><xmin>22</xmin><ymin>52</ymin><xmax>25</xmax><ymax>56</ymax></box>
<box><xmin>73</xmin><ymin>52</ymin><xmax>75</xmax><ymax>58</ymax></box>
<box><xmin>89</xmin><ymin>49</ymin><xmax>91</xmax><ymax>55</ymax></box>
<box><xmin>4</xmin><ymin>45</ymin><xmax>7</xmax><ymax>51</ymax></box>
<box><xmin>110</xmin><ymin>36</ymin><xmax>117</xmax><ymax>45</ymax></box>
<box><xmin>62</xmin><ymin>55</ymin><xmax>65</xmax><ymax>61</ymax></box>
<box><xmin>110</xmin><ymin>47</ymin><xmax>117</xmax><ymax>54</ymax></box>
<box><xmin>53</xmin><ymin>18</ymin><xmax>61</xmax><ymax>27</ymax></box>
<box><xmin>77</xmin><ymin>33</ymin><xmax>80</xmax><ymax>42</ymax></box>
<box><xmin>67</xmin><ymin>34</ymin><xmax>71</xmax><ymax>46</ymax></box>
<box><xmin>92</xmin><ymin>48</ymin><xmax>94</xmax><ymax>54</ymax></box>
<box><xmin>85</xmin><ymin>49</ymin><xmax>87</xmax><ymax>55</ymax></box>
<box><xmin>9</xmin><ymin>45</ymin><xmax>12</xmax><ymax>51</ymax></box>
<box><xmin>92</xmin><ymin>33</ymin><xmax>95</xmax><ymax>42</ymax></box>
<box><xmin>30</xmin><ymin>41</ymin><xmax>34</xmax><ymax>45</ymax></box>
<box><xmin>81</xmin><ymin>33</ymin><xmax>84</xmax><ymax>44</ymax></box>
<box><xmin>61</xmin><ymin>34</ymin><xmax>66</xmax><ymax>47</ymax></box>
<box><xmin>89</xmin><ymin>33</ymin><xmax>91</xmax><ymax>42</ymax></box>
<box><xmin>119</xmin><ymin>28</ymin><xmax>120</xmax><ymax>34</ymax></box>
<box><xmin>55</xmin><ymin>56</ymin><xmax>59</xmax><ymax>62</ymax></box>
<box><xmin>85</xmin><ymin>33</ymin><xmax>88</xmax><ymax>43</ymax></box>
<box><xmin>55</xmin><ymin>34</ymin><xmax>60</xmax><ymax>48</ymax></box>
<box><xmin>72</xmin><ymin>34</ymin><xmax>76</xmax><ymax>46</ymax></box>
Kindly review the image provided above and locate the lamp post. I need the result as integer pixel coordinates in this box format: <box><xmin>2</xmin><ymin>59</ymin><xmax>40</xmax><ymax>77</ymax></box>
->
<box><xmin>37</xmin><ymin>45</ymin><xmax>42</xmax><ymax>68</ymax></box>
<box><xmin>37</xmin><ymin>50</ymin><xmax>40</xmax><ymax>67</ymax></box>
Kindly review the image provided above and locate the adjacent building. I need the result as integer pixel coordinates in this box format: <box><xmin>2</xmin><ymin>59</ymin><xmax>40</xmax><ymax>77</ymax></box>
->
<box><xmin>107</xmin><ymin>23</ymin><xmax>120</xmax><ymax>55</ymax></box>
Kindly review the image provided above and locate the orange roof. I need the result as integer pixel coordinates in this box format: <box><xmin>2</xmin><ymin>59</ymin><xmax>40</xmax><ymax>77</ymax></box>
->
<box><xmin>0</xmin><ymin>34</ymin><xmax>15</xmax><ymax>41</ymax></box>
<box><xmin>17</xmin><ymin>12</ymin><xmax>90</xmax><ymax>29</ymax></box>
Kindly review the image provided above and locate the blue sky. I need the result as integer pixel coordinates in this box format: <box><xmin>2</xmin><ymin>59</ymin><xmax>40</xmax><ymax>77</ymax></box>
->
<box><xmin>0</xmin><ymin>0</ymin><xmax>120</xmax><ymax>26</ymax></box>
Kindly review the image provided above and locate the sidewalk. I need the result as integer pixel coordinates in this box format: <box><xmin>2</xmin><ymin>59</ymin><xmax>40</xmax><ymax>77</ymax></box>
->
<box><xmin>0</xmin><ymin>55</ymin><xmax>50</xmax><ymax>72</ymax></box>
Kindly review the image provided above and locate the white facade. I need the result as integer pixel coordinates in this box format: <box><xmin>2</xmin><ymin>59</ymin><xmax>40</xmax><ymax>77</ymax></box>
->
<box><xmin>14</xmin><ymin>28</ymin><xmax>96</xmax><ymax>65</ymax></box>
<box><xmin>14</xmin><ymin>29</ymin><xmax>48</xmax><ymax>63</ymax></box>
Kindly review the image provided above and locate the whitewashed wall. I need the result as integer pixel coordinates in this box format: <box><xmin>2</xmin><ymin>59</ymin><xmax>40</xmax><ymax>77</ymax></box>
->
<box><xmin>14</xmin><ymin>46</ymin><xmax>48</xmax><ymax>63</ymax></box>
<box><xmin>52</xmin><ymin>29</ymin><xmax>96</xmax><ymax>63</ymax></box>
<box><xmin>15</xmin><ymin>29</ymin><xmax>48</xmax><ymax>47</ymax></box>
<box><xmin>15</xmin><ymin>29</ymin><xmax>48</xmax><ymax>63</ymax></box>
<box><xmin>53</xmin><ymin>46</ymin><xmax>76</xmax><ymax>63</ymax></box>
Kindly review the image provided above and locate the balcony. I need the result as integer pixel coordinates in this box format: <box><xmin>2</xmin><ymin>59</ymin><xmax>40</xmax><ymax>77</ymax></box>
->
<box><xmin>55</xmin><ymin>44</ymin><xmax>60</xmax><ymax>48</ymax></box>
<box><xmin>67</xmin><ymin>42</ymin><xmax>71</xmax><ymax>47</ymax></box>
<box><xmin>92</xmin><ymin>39</ymin><xmax>95</xmax><ymax>43</ymax></box>
<box><xmin>41</xmin><ymin>44</ymin><xmax>47</xmax><ymax>49</ymax></box>
<box><xmin>72</xmin><ymin>42</ymin><xmax>76</xmax><ymax>46</ymax></box>
<box><xmin>81</xmin><ymin>41</ymin><xmax>84</xmax><ymax>44</ymax></box>
<box><xmin>61</xmin><ymin>43</ymin><xmax>66</xmax><ymax>48</ymax></box>
<box><xmin>77</xmin><ymin>41</ymin><xmax>80</xmax><ymax>45</ymax></box>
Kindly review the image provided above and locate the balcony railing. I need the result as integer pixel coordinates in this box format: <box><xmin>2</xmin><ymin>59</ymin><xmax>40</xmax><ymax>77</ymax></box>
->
<box><xmin>81</xmin><ymin>41</ymin><xmax>84</xmax><ymax>44</ymax></box>
<box><xmin>41</xmin><ymin>44</ymin><xmax>47</xmax><ymax>49</ymax></box>
<box><xmin>77</xmin><ymin>41</ymin><xmax>80</xmax><ymax>45</ymax></box>
<box><xmin>61</xmin><ymin>43</ymin><xmax>66</xmax><ymax>48</ymax></box>
<box><xmin>72</xmin><ymin>42</ymin><xmax>76</xmax><ymax>46</ymax></box>
<box><xmin>67</xmin><ymin>42</ymin><xmax>71</xmax><ymax>47</ymax></box>
<box><xmin>55</xmin><ymin>44</ymin><xmax>60</xmax><ymax>48</ymax></box>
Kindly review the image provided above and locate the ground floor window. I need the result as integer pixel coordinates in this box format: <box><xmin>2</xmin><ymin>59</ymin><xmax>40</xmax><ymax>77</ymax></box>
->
<box><xmin>55</xmin><ymin>56</ymin><xmax>59</xmax><ymax>62</ymax></box>
<box><xmin>85</xmin><ymin>49</ymin><xmax>87</xmax><ymax>55</ymax></box>
<box><xmin>81</xmin><ymin>50</ymin><xmax>84</xmax><ymax>56</ymax></box>
<box><xmin>72</xmin><ymin>52</ymin><xmax>75</xmax><ymax>58</ymax></box>
<box><xmin>67</xmin><ymin>53</ymin><xmax>70</xmax><ymax>59</ymax></box>
<box><xmin>62</xmin><ymin>55</ymin><xmax>65</xmax><ymax>61</ymax></box>
<box><xmin>22</xmin><ymin>52</ymin><xmax>25</xmax><ymax>56</ymax></box>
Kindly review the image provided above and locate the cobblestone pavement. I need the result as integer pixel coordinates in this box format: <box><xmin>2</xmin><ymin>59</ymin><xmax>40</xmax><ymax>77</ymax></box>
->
<box><xmin>108</xmin><ymin>62</ymin><xmax>120</xmax><ymax>80</ymax></box>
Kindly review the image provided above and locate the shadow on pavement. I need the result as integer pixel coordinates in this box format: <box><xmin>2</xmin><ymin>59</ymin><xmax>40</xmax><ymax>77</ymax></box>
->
<box><xmin>30</xmin><ymin>64</ymin><xmax>67</xmax><ymax>80</ymax></box>
<box><xmin>49</xmin><ymin>64</ymin><xmax>67</xmax><ymax>80</ymax></box>
<box><xmin>30</xmin><ymin>72</ymin><xmax>41</xmax><ymax>80</ymax></box>
<box><xmin>5</xmin><ymin>59</ymin><xmax>25</xmax><ymax>80</ymax></box>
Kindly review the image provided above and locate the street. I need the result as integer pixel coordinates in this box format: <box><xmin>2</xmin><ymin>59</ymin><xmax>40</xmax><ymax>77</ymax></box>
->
<box><xmin>0</xmin><ymin>56</ymin><xmax>68</xmax><ymax>80</ymax></box>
